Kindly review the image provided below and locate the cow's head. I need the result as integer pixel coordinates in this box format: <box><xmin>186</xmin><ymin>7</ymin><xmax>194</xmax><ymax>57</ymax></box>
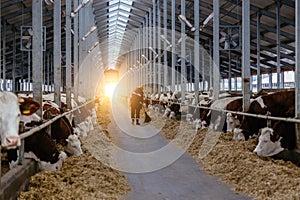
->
<box><xmin>0</xmin><ymin>93</ymin><xmax>39</xmax><ymax>149</ymax></box>
<box><xmin>65</xmin><ymin>134</ymin><xmax>83</xmax><ymax>156</ymax></box>
<box><xmin>253</xmin><ymin>127</ymin><xmax>284</xmax><ymax>157</ymax></box>
<box><xmin>226</xmin><ymin>113</ymin><xmax>240</xmax><ymax>132</ymax></box>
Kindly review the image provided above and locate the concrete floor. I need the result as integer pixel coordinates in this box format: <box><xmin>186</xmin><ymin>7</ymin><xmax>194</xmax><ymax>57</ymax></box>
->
<box><xmin>108</xmin><ymin>101</ymin><xmax>252</xmax><ymax>200</ymax></box>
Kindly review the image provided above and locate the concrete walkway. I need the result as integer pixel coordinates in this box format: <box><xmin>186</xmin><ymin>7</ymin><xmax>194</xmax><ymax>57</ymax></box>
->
<box><xmin>108</xmin><ymin>101</ymin><xmax>252</xmax><ymax>200</ymax></box>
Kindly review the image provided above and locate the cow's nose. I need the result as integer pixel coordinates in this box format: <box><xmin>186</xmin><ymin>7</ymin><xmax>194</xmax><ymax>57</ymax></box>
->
<box><xmin>253</xmin><ymin>150</ymin><xmax>258</xmax><ymax>155</ymax></box>
<box><xmin>5</xmin><ymin>136</ymin><xmax>20</xmax><ymax>148</ymax></box>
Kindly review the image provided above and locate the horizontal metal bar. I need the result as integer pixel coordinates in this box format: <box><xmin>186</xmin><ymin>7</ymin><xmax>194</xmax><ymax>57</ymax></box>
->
<box><xmin>149</xmin><ymin>98</ymin><xmax>300</xmax><ymax>124</ymax></box>
<box><xmin>19</xmin><ymin>99</ymin><xmax>95</xmax><ymax>140</ymax></box>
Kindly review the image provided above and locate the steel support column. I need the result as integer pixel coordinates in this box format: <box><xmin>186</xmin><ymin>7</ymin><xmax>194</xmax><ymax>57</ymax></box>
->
<box><xmin>157</xmin><ymin>0</ymin><xmax>161</xmax><ymax>93</ymax></box>
<box><xmin>295</xmin><ymin>0</ymin><xmax>300</xmax><ymax>149</ymax></box>
<box><xmin>149</xmin><ymin>8</ymin><xmax>152</xmax><ymax>94</ymax></box>
<box><xmin>171</xmin><ymin>0</ymin><xmax>176</xmax><ymax>91</ymax></box>
<box><xmin>2</xmin><ymin>22</ymin><xmax>6</xmax><ymax>90</ymax></box>
<box><xmin>12</xmin><ymin>31</ymin><xmax>16</xmax><ymax>92</ymax></box>
<box><xmin>53</xmin><ymin>0</ymin><xmax>61</xmax><ymax>109</ymax></box>
<box><xmin>213</xmin><ymin>0</ymin><xmax>220</xmax><ymax>100</ymax></box>
<box><xmin>269</xmin><ymin>71</ymin><xmax>272</xmax><ymax>88</ymax></box>
<box><xmin>276</xmin><ymin>1</ymin><xmax>281</xmax><ymax>88</ymax></box>
<box><xmin>145</xmin><ymin>14</ymin><xmax>149</xmax><ymax>92</ymax></box>
<box><xmin>32</xmin><ymin>0</ymin><xmax>43</xmax><ymax>117</ymax></box>
<box><xmin>66</xmin><ymin>0</ymin><xmax>72</xmax><ymax>108</ymax></box>
<box><xmin>153</xmin><ymin>0</ymin><xmax>156</xmax><ymax>94</ymax></box>
<box><xmin>228</xmin><ymin>51</ymin><xmax>231</xmax><ymax>92</ymax></box>
<box><xmin>242</xmin><ymin>0</ymin><xmax>251</xmax><ymax>112</ymax></box>
<box><xmin>73</xmin><ymin>0</ymin><xmax>79</xmax><ymax>101</ymax></box>
<box><xmin>194</xmin><ymin>0</ymin><xmax>200</xmax><ymax>104</ymax></box>
<box><xmin>163</xmin><ymin>0</ymin><xmax>168</xmax><ymax>90</ymax></box>
<box><xmin>181</xmin><ymin>0</ymin><xmax>186</xmax><ymax>101</ymax></box>
<box><xmin>257</xmin><ymin>11</ymin><xmax>262</xmax><ymax>92</ymax></box>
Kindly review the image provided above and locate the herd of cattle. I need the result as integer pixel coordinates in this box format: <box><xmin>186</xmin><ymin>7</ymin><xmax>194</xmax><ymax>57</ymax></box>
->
<box><xmin>145</xmin><ymin>89</ymin><xmax>300</xmax><ymax>166</ymax></box>
<box><xmin>0</xmin><ymin>91</ymin><xmax>99</xmax><ymax>172</ymax></box>
<box><xmin>0</xmin><ymin>88</ymin><xmax>299</xmax><ymax>173</ymax></box>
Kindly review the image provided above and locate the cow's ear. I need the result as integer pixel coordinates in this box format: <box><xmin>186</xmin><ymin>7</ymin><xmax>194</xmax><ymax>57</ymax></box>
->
<box><xmin>258</xmin><ymin>128</ymin><xmax>262</xmax><ymax>136</ymax></box>
<box><xmin>19</xmin><ymin>100</ymin><xmax>40</xmax><ymax>116</ymax></box>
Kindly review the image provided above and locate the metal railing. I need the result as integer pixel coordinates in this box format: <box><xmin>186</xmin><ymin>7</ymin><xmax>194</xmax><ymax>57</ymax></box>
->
<box><xmin>148</xmin><ymin>98</ymin><xmax>300</xmax><ymax>124</ymax></box>
<box><xmin>3</xmin><ymin>99</ymin><xmax>95</xmax><ymax>170</ymax></box>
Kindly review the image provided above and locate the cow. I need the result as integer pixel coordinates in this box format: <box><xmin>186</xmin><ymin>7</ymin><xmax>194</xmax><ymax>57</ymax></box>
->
<box><xmin>253</xmin><ymin>127</ymin><xmax>300</xmax><ymax>166</ymax></box>
<box><xmin>0</xmin><ymin>92</ymin><xmax>40</xmax><ymax>149</ymax></box>
<box><xmin>205</xmin><ymin>96</ymin><xmax>242</xmax><ymax>132</ymax></box>
<box><xmin>234</xmin><ymin>91</ymin><xmax>295</xmax><ymax>140</ymax></box>
<box><xmin>254</xmin><ymin>104</ymin><xmax>296</xmax><ymax>152</ymax></box>
<box><xmin>7</xmin><ymin>98</ymin><xmax>65</xmax><ymax>169</ymax></box>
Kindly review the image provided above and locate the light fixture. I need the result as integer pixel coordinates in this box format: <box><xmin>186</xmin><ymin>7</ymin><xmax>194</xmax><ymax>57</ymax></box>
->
<box><xmin>200</xmin><ymin>12</ymin><xmax>214</xmax><ymax>31</ymax></box>
<box><xmin>44</xmin><ymin>0</ymin><xmax>54</xmax><ymax>5</ymax></box>
<box><xmin>141</xmin><ymin>54</ymin><xmax>149</xmax><ymax>62</ymax></box>
<box><xmin>149</xmin><ymin>47</ymin><xmax>158</xmax><ymax>56</ymax></box>
<box><xmin>160</xmin><ymin>35</ymin><xmax>171</xmax><ymax>46</ymax></box>
<box><xmin>178</xmin><ymin>14</ymin><xmax>195</xmax><ymax>32</ymax></box>
<box><xmin>88</xmin><ymin>41</ymin><xmax>99</xmax><ymax>53</ymax></box>
<box><xmin>71</xmin><ymin>0</ymin><xmax>92</xmax><ymax>18</ymax></box>
<box><xmin>82</xmin><ymin>26</ymin><xmax>97</xmax><ymax>41</ymax></box>
<box><xmin>177</xmin><ymin>34</ymin><xmax>187</xmax><ymax>45</ymax></box>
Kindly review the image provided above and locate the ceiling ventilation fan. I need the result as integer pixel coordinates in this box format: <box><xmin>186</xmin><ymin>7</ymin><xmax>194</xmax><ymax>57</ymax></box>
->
<box><xmin>21</xmin><ymin>26</ymin><xmax>47</xmax><ymax>51</ymax></box>
<box><xmin>219</xmin><ymin>26</ymin><xmax>241</xmax><ymax>50</ymax></box>
<box><xmin>21</xmin><ymin>27</ymin><xmax>33</xmax><ymax>51</ymax></box>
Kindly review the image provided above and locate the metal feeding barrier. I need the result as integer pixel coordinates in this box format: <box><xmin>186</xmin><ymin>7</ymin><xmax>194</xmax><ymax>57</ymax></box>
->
<box><xmin>0</xmin><ymin>98</ymin><xmax>96</xmax><ymax>188</ymax></box>
<box><xmin>147</xmin><ymin>98</ymin><xmax>300</xmax><ymax>124</ymax></box>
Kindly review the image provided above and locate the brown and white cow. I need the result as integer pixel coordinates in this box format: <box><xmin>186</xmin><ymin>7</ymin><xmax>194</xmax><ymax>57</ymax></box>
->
<box><xmin>234</xmin><ymin>91</ymin><xmax>295</xmax><ymax>140</ymax></box>
<box><xmin>0</xmin><ymin>92</ymin><xmax>39</xmax><ymax>149</ymax></box>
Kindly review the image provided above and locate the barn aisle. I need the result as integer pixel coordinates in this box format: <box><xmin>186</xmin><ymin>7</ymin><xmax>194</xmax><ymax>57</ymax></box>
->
<box><xmin>108</xmin><ymin>100</ymin><xmax>252</xmax><ymax>200</ymax></box>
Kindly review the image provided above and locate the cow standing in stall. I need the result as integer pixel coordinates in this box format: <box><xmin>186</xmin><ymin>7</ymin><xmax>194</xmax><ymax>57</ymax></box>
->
<box><xmin>5</xmin><ymin>95</ymin><xmax>67</xmax><ymax>171</ymax></box>
<box><xmin>234</xmin><ymin>91</ymin><xmax>295</xmax><ymax>140</ymax></box>
<box><xmin>253</xmin><ymin>104</ymin><xmax>300</xmax><ymax>166</ymax></box>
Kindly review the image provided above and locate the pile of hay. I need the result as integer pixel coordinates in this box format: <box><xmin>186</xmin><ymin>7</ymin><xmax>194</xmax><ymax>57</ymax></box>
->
<box><xmin>155</xmin><ymin>112</ymin><xmax>300</xmax><ymax>200</ymax></box>
<box><xmin>18</xmin><ymin>147</ymin><xmax>130</xmax><ymax>200</ymax></box>
<box><xmin>18</xmin><ymin>98</ymin><xmax>131</xmax><ymax>200</ymax></box>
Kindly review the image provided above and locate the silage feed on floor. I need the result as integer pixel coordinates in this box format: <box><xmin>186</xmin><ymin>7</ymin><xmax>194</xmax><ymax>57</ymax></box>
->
<box><xmin>19</xmin><ymin>98</ymin><xmax>131</xmax><ymax>200</ymax></box>
<box><xmin>152</xmin><ymin>112</ymin><xmax>300</xmax><ymax>200</ymax></box>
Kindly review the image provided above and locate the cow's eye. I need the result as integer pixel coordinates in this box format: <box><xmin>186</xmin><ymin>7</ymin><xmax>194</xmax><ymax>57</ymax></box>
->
<box><xmin>17</xmin><ymin>113</ymin><xmax>21</xmax><ymax>117</ymax></box>
<box><xmin>263</xmin><ymin>140</ymin><xmax>268</xmax><ymax>143</ymax></box>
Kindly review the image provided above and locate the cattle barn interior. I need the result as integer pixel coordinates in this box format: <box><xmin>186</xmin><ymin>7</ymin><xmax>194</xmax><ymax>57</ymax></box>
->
<box><xmin>1</xmin><ymin>0</ymin><xmax>300</xmax><ymax>199</ymax></box>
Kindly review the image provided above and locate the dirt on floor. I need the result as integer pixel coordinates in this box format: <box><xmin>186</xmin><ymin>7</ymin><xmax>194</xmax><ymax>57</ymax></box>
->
<box><xmin>18</xmin><ymin>98</ymin><xmax>131</xmax><ymax>200</ymax></box>
<box><xmin>152</xmin><ymin>113</ymin><xmax>300</xmax><ymax>200</ymax></box>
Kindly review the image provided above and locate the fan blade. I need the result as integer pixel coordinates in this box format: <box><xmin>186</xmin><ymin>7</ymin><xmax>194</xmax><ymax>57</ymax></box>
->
<box><xmin>27</xmin><ymin>28</ymin><xmax>33</xmax><ymax>36</ymax></box>
<box><xmin>22</xmin><ymin>36</ymin><xmax>31</xmax><ymax>40</ymax></box>
<box><xmin>231</xmin><ymin>40</ymin><xmax>237</xmax><ymax>47</ymax></box>
<box><xmin>231</xmin><ymin>33</ymin><xmax>239</xmax><ymax>39</ymax></box>
<box><xmin>220</xmin><ymin>31</ymin><xmax>227</xmax><ymax>37</ymax></box>
<box><xmin>219</xmin><ymin>37</ymin><xmax>226</xmax><ymax>43</ymax></box>
<box><xmin>25</xmin><ymin>41</ymin><xmax>31</xmax><ymax>49</ymax></box>
<box><xmin>224</xmin><ymin>41</ymin><xmax>229</xmax><ymax>50</ymax></box>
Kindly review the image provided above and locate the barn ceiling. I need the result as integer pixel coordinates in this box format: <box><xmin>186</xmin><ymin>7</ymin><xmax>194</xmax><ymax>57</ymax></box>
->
<box><xmin>0</xmin><ymin>0</ymin><xmax>296</xmax><ymax>81</ymax></box>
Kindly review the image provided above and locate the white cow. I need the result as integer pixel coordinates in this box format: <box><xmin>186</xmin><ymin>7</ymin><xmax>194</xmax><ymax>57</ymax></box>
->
<box><xmin>253</xmin><ymin>127</ymin><xmax>283</xmax><ymax>157</ymax></box>
<box><xmin>0</xmin><ymin>92</ymin><xmax>23</xmax><ymax>149</ymax></box>
<box><xmin>226</xmin><ymin>113</ymin><xmax>240</xmax><ymax>132</ymax></box>
<box><xmin>65</xmin><ymin>134</ymin><xmax>83</xmax><ymax>156</ymax></box>
<box><xmin>25</xmin><ymin>151</ymin><xmax>67</xmax><ymax>171</ymax></box>
<box><xmin>169</xmin><ymin>111</ymin><xmax>176</xmax><ymax>119</ymax></box>
<box><xmin>186</xmin><ymin>113</ymin><xmax>193</xmax><ymax>124</ymax></box>
<box><xmin>163</xmin><ymin>107</ymin><xmax>171</xmax><ymax>118</ymax></box>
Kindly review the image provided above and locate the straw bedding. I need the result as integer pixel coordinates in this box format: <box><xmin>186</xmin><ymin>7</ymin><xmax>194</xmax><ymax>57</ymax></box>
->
<box><xmin>153</xmin><ymin>113</ymin><xmax>300</xmax><ymax>200</ymax></box>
